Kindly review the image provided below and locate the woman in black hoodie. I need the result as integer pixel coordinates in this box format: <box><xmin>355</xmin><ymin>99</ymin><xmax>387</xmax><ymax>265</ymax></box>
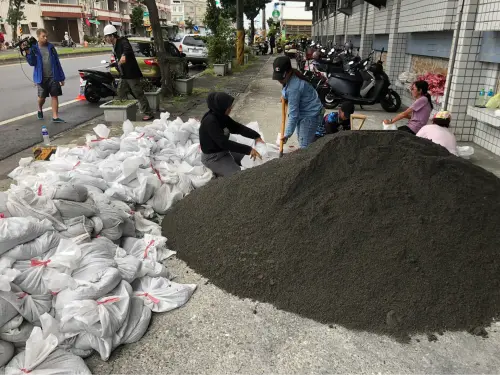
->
<box><xmin>200</xmin><ymin>92</ymin><xmax>264</xmax><ymax>177</ymax></box>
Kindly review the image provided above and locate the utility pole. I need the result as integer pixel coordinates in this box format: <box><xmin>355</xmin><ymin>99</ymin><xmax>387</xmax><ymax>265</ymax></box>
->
<box><xmin>236</xmin><ymin>0</ymin><xmax>244</xmax><ymax>65</ymax></box>
<box><xmin>262</xmin><ymin>7</ymin><xmax>266</xmax><ymax>39</ymax></box>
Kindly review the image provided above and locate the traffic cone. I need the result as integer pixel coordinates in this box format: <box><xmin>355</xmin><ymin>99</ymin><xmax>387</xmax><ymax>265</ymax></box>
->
<box><xmin>76</xmin><ymin>78</ymin><xmax>86</xmax><ymax>101</ymax></box>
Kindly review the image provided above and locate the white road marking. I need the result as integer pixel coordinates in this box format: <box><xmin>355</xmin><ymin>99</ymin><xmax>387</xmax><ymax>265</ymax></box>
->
<box><xmin>0</xmin><ymin>99</ymin><xmax>80</xmax><ymax>126</ymax></box>
<box><xmin>0</xmin><ymin>53</ymin><xmax>111</xmax><ymax>68</ymax></box>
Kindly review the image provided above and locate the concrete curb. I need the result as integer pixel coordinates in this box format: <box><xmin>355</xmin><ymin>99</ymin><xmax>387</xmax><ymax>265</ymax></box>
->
<box><xmin>0</xmin><ymin>49</ymin><xmax>111</xmax><ymax>65</ymax></box>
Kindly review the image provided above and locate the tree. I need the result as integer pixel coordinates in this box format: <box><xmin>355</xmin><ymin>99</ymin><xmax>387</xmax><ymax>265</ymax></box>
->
<box><xmin>131</xmin><ymin>6</ymin><xmax>144</xmax><ymax>34</ymax></box>
<box><xmin>203</xmin><ymin>0</ymin><xmax>221</xmax><ymax>35</ymax></box>
<box><xmin>184</xmin><ymin>17</ymin><xmax>194</xmax><ymax>33</ymax></box>
<box><xmin>7</xmin><ymin>0</ymin><xmax>35</xmax><ymax>41</ymax></box>
<box><xmin>142</xmin><ymin>0</ymin><xmax>173</xmax><ymax>96</ymax></box>
<box><xmin>220</xmin><ymin>0</ymin><xmax>270</xmax><ymax>45</ymax></box>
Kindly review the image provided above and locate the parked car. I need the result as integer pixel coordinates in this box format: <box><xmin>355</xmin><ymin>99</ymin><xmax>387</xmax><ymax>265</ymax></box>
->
<box><xmin>172</xmin><ymin>34</ymin><xmax>208</xmax><ymax>65</ymax></box>
<box><xmin>110</xmin><ymin>37</ymin><xmax>187</xmax><ymax>86</ymax></box>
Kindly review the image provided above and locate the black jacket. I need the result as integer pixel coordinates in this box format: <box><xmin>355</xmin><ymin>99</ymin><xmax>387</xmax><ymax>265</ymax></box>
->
<box><xmin>200</xmin><ymin>92</ymin><xmax>261</xmax><ymax>155</ymax></box>
<box><xmin>113</xmin><ymin>37</ymin><xmax>142</xmax><ymax>79</ymax></box>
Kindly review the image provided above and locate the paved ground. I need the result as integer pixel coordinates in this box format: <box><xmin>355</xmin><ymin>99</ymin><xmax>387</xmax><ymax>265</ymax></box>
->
<box><xmin>0</xmin><ymin>55</ymin><xmax>206</xmax><ymax>161</ymax></box>
<box><xmin>2</xmin><ymin>54</ymin><xmax>500</xmax><ymax>374</ymax></box>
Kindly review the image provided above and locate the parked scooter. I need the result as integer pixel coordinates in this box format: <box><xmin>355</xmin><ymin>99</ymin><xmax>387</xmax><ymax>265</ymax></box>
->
<box><xmin>61</xmin><ymin>37</ymin><xmax>76</xmax><ymax>48</ymax></box>
<box><xmin>323</xmin><ymin>49</ymin><xmax>401</xmax><ymax>112</ymax></box>
<box><xmin>78</xmin><ymin>60</ymin><xmax>119</xmax><ymax>103</ymax></box>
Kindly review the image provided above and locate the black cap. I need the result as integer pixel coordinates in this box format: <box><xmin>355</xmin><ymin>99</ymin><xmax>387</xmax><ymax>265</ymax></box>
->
<box><xmin>272</xmin><ymin>56</ymin><xmax>292</xmax><ymax>80</ymax></box>
<box><xmin>340</xmin><ymin>101</ymin><xmax>355</xmax><ymax>116</ymax></box>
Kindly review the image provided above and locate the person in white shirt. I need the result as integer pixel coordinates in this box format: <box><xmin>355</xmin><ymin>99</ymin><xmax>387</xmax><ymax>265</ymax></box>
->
<box><xmin>416</xmin><ymin>111</ymin><xmax>458</xmax><ymax>155</ymax></box>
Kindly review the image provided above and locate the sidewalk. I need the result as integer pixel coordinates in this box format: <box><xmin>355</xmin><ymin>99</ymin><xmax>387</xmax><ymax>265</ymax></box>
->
<box><xmin>87</xmin><ymin>57</ymin><xmax>500</xmax><ymax>374</ymax></box>
<box><xmin>2</xmin><ymin>55</ymin><xmax>500</xmax><ymax>374</ymax></box>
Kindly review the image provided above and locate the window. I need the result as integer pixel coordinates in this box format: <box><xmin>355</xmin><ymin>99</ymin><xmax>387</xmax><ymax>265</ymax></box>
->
<box><xmin>21</xmin><ymin>24</ymin><xmax>30</xmax><ymax>34</ymax></box>
<box><xmin>183</xmin><ymin>35</ymin><xmax>205</xmax><ymax>47</ymax></box>
<box><xmin>131</xmin><ymin>42</ymin><xmax>155</xmax><ymax>57</ymax></box>
<box><xmin>165</xmin><ymin>41</ymin><xmax>181</xmax><ymax>57</ymax></box>
<box><xmin>30</xmin><ymin>22</ymin><xmax>38</xmax><ymax>28</ymax></box>
<box><xmin>0</xmin><ymin>24</ymin><xmax>6</xmax><ymax>34</ymax></box>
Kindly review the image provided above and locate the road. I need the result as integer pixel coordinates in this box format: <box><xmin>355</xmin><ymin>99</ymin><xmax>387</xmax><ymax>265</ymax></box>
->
<box><xmin>0</xmin><ymin>53</ymin><xmax>204</xmax><ymax>160</ymax></box>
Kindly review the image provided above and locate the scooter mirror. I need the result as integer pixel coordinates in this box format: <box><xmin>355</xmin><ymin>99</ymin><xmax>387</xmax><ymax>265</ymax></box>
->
<box><xmin>349</xmin><ymin>61</ymin><xmax>354</xmax><ymax>65</ymax></box>
<box><xmin>321</xmin><ymin>49</ymin><xmax>325</xmax><ymax>53</ymax></box>
<box><xmin>101</xmin><ymin>60</ymin><xmax>108</xmax><ymax>64</ymax></box>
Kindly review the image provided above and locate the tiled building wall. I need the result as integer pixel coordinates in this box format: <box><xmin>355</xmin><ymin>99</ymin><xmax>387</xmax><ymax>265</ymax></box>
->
<box><xmin>476</xmin><ymin>0</ymin><xmax>500</xmax><ymax>31</ymax></box>
<box><xmin>398</xmin><ymin>0</ymin><xmax>457</xmax><ymax>32</ymax></box>
<box><xmin>346</xmin><ymin>4</ymin><xmax>363</xmax><ymax>35</ymax></box>
<box><xmin>365</xmin><ymin>0</ymin><xmax>392</xmax><ymax>35</ymax></box>
<box><xmin>474</xmin><ymin>122</ymin><xmax>500</xmax><ymax>153</ymax></box>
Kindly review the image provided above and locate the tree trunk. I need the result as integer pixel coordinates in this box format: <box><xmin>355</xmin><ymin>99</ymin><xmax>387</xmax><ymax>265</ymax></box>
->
<box><xmin>249</xmin><ymin>18</ymin><xmax>255</xmax><ymax>46</ymax></box>
<box><xmin>12</xmin><ymin>22</ymin><xmax>18</xmax><ymax>42</ymax></box>
<box><xmin>143</xmin><ymin>0</ymin><xmax>173</xmax><ymax>97</ymax></box>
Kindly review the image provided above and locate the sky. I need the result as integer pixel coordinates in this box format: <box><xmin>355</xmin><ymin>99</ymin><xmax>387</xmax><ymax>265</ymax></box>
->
<box><xmin>244</xmin><ymin>1</ymin><xmax>310</xmax><ymax>29</ymax></box>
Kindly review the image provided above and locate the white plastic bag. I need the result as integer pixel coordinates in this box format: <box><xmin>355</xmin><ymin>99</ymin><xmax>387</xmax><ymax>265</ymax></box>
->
<box><xmin>5</xmin><ymin>326</ymin><xmax>91</xmax><ymax>375</ymax></box>
<box><xmin>150</xmin><ymin>184</ymin><xmax>183</xmax><ymax>214</ymax></box>
<box><xmin>382</xmin><ymin>121</ymin><xmax>398</xmax><ymax>131</ymax></box>
<box><xmin>0</xmin><ymin>217</ymin><xmax>54</xmax><ymax>255</ymax></box>
<box><xmin>2</xmin><ymin>232</ymin><xmax>60</xmax><ymax>261</ymax></box>
<box><xmin>0</xmin><ymin>339</ymin><xmax>14</xmax><ymax>367</ymax></box>
<box><xmin>132</xmin><ymin>276</ymin><xmax>196</xmax><ymax>313</ymax></box>
<box><xmin>457</xmin><ymin>145</ymin><xmax>475</xmax><ymax>159</ymax></box>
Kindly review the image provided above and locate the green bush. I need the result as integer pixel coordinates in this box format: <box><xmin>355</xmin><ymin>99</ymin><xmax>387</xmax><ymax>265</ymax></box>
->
<box><xmin>206</xmin><ymin>17</ymin><xmax>233</xmax><ymax>64</ymax></box>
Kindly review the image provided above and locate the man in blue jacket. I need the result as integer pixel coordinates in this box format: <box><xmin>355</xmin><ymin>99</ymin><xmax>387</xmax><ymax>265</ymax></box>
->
<box><xmin>25</xmin><ymin>28</ymin><xmax>66</xmax><ymax>122</ymax></box>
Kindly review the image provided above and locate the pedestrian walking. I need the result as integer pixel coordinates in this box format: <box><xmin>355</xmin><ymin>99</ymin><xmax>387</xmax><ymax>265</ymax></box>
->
<box><xmin>24</xmin><ymin>28</ymin><xmax>66</xmax><ymax>122</ymax></box>
<box><xmin>0</xmin><ymin>32</ymin><xmax>5</xmax><ymax>51</ymax></box>
<box><xmin>269</xmin><ymin>33</ymin><xmax>275</xmax><ymax>55</ymax></box>
<box><xmin>103</xmin><ymin>24</ymin><xmax>154</xmax><ymax>121</ymax></box>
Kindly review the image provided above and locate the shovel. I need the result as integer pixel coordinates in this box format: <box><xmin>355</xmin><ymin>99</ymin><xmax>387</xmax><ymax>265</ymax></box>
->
<box><xmin>279</xmin><ymin>97</ymin><xmax>287</xmax><ymax>158</ymax></box>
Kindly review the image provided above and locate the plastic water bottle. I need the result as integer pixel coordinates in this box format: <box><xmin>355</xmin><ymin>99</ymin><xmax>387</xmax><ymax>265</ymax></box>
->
<box><xmin>41</xmin><ymin>126</ymin><xmax>50</xmax><ymax>146</ymax></box>
<box><xmin>476</xmin><ymin>88</ymin><xmax>486</xmax><ymax>107</ymax></box>
<box><xmin>487</xmin><ymin>88</ymin><xmax>494</xmax><ymax>105</ymax></box>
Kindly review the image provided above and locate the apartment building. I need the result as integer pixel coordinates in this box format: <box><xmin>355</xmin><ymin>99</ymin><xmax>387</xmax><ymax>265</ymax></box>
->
<box><xmin>170</xmin><ymin>0</ymin><xmax>206</xmax><ymax>26</ymax></box>
<box><xmin>311</xmin><ymin>0</ymin><xmax>500</xmax><ymax>156</ymax></box>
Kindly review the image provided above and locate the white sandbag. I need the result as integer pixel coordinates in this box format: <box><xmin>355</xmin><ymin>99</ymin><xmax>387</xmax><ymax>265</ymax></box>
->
<box><xmin>0</xmin><ymin>191</ymin><xmax>11</xmax><ymax>217</ymax></box>
<box><xmin>132</xmin><ymin>276</ymin><xmax>196</xmax><ymax>313</ymax></box>
<box><xmin>93</xmin><ymin>124</ymin><xmax>111</xmax><ymax>139</ymax></box>
<box><xmin>64</xmin><ymin>172</ymin><xmax>108</xmax><ymax>191</ymax></box>
<box><xmin>457</xmin><ymin>145</ymin><xmax>475</xmax><ymax>159</ymax></box>
<box><xmin>114</xmin><ymin>296</ymin><xmax>151</xmax><ymax>346</ymax></box>
<box><xmin>122</xmin><ymin>119</ymin><xmax>134</xmax><ymax>136</ymax></box>
<box><xmin>115</xmin><ymin>247</ymin><xmax>142</xmax><ymax>283</ymax></box>
<box><xmin>70</xmin><ymin>237</ymin><xmax>117</xmax><ymax>283</ymax></box>
<box><xmin>13</xmin><ymin>239</ymin><xmax>81</xmax><ymax>295</ymax></box>
<box><xmin>0</xmin><ymin>285</ymin><xmax>53</xmax><ymax>324</ymax></box>
<box><xmin>59</xmin><ymin>281</ymin><xmax>131</xmax><ymax>338</ymax></box>
<box><xmin>54</xmin><ymin>267</ymin><xmax>122</xmax><ymax>312</ymax></box>
<box><xmin>0</xmin><ymin>269</ymin><xmax>20</xmax><ymax>292</ymax></box>
<box><xmin>0</xmin><ymin>217</ymin><xmax>54</xmax><ymax>255</ymax></box>
<box><xmin>0</xmin><ymin>316</ymin><xmax>23</xmax><ymax>334</ymax></box>
<box><xmin>133</xmin><ymin>212</ymin><xmax>161</xmax><ymax>236</ymax></box>
<box><xmin>0</xmin><ymin>340</ymin><xmax>14</xmax><ymax>367</ymax></box>
<box><xmin>150</xmin><ymin>184</ymin><xmax>183</xmax><ymax>214</ymax></box>
<box><xmin>382</xmin><ymin>121</ymin><xmax>397</xmax><ymax>131</ymax></box>
<box><xmin>121</xmin><ymin>235</ymin><xmax>169</xmax><ymax>263</ymax></box>
<box><xmin>59</xmin><ymin>216</ymin><xmax>94</xmax><ymax>239</ymax></box>
<box><xmin>53</xmin><ymin>196</ymin><xmax>98</xmax><ymax>219</ymax></box>
<box><xmin>189</xmin><ymin>170</ymin><xmax>213</xmax><ymax>188</ymax></box>
<box><xmin>0</xmin><ymin>299</ymin><xmax>19</xmax><ymax>328</ymax></box>
<box><xmin>3</xmin><ymin>232</ymin><xmax>61</xmax><ymax>261</ymax></box>
<box><xmin>5</xmin><ymin>327</ymin><xmax>91</xmax><ymax>375</ymax></box>
<box><xmin>0</xmin><ymin>321</ymin><xmax>34</xmax><ymax>346</ymax></box>
<box><xmin>183</xmin><ymin>143</ymin><xmax>202</xmax><ymax>166</ymax></box>
<box><xmin>6</xmin><ymin>188</ymin><xmax>65</xmax><ymax>231</ymax></box>
<box><xmin>73</xmin><ymin>333</ymin><xmax>113</xmax><ymax>361</ymax></box>
<box><xmin>136</xmin><ymin>259</ymin><xmax>170</xmax><ymax>279</ymax></box>
<box><xmin>8</xmin><ymin>158</ymin><xmax>48</xmax><ymax>182</ymax></box>
<box><xmin>52</xmin><ymin>184</ymin><xmax>88</xmax><ymax>202</ymax></box>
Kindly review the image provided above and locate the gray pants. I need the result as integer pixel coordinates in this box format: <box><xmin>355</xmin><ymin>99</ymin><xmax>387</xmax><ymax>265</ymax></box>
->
<box><xmin>201</xmin><ymin>151</ymin><xmax>245</xmax><ymax>177</ymax></box>
<box><xmin>117</xmin><ymin>78</ymin><xmax>153</xmax><ymax>116</ymax></box>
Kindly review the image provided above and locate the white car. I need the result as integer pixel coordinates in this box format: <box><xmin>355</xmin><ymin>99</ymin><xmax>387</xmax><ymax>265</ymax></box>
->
<box><xmin>172</xmin><ymin>34</ymin><xmax>208</xmax><ymax>65</ymax></box>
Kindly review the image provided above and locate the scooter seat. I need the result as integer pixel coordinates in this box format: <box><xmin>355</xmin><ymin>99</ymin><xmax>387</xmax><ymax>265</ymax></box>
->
<box><xmin>331</xmin><ymin>73</ymin><xmax>362</xmax><ymax>83</ymax></box>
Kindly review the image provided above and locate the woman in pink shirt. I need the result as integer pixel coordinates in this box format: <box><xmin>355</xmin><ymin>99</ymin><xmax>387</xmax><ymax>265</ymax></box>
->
<box><xmin>417</xmin><ymin>111</ymin><xmax>458</xmax><ymax>155</ymax></box>
<box><xmin>383</xmin><ymin>80</ymin><xmax>433</xmax><ymax>134</ymax></box>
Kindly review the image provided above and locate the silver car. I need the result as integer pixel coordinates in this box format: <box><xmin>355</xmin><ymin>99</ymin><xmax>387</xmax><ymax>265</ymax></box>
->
<box><xmin>173</xmin><ymin>34</ymin><xmax>208</xmax><ymax>65</ymax></box>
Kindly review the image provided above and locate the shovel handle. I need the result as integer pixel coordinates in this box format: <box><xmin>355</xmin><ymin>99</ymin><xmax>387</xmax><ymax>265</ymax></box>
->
<box><xmin>279</xmin><ymin>97</ymin><xmax>287</xmax><ymax>157</ymax></box>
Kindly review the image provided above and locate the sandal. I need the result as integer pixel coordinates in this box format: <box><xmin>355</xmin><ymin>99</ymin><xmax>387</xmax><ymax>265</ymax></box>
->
<box><xmin>142</xmin><ymin>115</ymin><xmax>154</xmax><ymax>121</ymax></box>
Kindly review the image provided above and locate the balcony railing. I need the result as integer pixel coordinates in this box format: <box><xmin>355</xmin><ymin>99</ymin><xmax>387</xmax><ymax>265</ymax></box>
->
<box><xmin>40</xmin><ymin>2</ymin><xmax>83</xmax><ymax>15</ymax></box>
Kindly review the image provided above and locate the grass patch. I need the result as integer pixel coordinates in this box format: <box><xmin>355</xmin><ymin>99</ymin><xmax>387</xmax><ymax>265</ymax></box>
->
<box><xmin>232</xmin><ymin>60</ymin><xmax>251</xmax><ymax>73</ymax></box>
<box><xmin>105</xmin><ymin>99</ymin><xmax>137</xmax><ymax>106</ymax></box>
<box><xmin>201</xmin><ymin>67</ymin><xmax>215</xmax><ymax>76</ymax></box>
<box><xmin>192</xmin><ymin>87</ymin><xmax>210</xmax><ymax>95</ymax></box>
<box><xmin>0</xmin><ymin>46</ymin><xmax>111</xmax><ymax>60</ymax></box>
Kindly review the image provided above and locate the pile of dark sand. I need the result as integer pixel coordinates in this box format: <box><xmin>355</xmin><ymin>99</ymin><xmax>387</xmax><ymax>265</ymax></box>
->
<box><xmin>162</xmin><ymin>131</ymin><xmax>500</xmax><ymax>340</ymax></box>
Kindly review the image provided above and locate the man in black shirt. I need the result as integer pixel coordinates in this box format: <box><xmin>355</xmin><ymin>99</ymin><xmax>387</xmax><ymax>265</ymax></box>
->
<box><xmin>103</xmin><ymin>25</ymin><xmax>154</xmax><ymax>121</ymax></box>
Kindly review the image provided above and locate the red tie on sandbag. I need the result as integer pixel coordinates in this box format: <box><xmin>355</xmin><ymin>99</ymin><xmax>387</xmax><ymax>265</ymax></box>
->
<box><xmin>135</xmin><ymin>292</ymin><xmax>160</xmax><ymax>304</ymax></box>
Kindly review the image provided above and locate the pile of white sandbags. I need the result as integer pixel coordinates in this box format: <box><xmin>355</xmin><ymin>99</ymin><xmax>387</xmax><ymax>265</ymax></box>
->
<box><xmin>0</xmin><ymin>114</ymin><xmax>279</xmax><ymax>374</ymax></box>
